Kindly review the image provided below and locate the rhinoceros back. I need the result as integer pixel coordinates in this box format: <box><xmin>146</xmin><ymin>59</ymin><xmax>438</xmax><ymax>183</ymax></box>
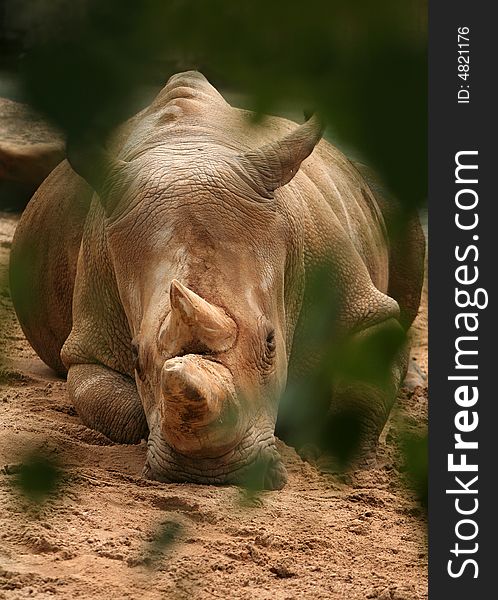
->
<box><xmin>9</xmin><ymin>160</ymin><xmax>93</xmax><ymax>374</ymax></box>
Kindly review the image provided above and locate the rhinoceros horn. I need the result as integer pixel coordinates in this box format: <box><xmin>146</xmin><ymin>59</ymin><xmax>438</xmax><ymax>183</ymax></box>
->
<box><xmin>158</xmin><ymin>282</ymin><xmax>240</xmax><ymax>455</ymax></box>
<box><xmin>159</xmin><ymin>280</ymin><xmax>237</xmax><ymax>355</ymax></box>
<box><xmin>240</xmin><ymin>115</ymin><xmax>324</xmax><ymax>197</ymax></box>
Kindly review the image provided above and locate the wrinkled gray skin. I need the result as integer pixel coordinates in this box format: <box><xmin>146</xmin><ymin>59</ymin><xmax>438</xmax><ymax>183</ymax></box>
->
<box><xmin>10</xmin><ymin>72</ymin><xmax>424</xmax><ymax>490</ymax></box>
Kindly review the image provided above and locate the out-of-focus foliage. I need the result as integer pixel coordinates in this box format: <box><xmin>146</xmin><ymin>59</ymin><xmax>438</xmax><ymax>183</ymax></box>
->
<box><xmin>277</xmin><ymin>261</ymin><xmax>407</xmax><ymax>470</ymax></box>
<box><xmin>400</xmin><ymin>429</ymin><xmax>428</xmax><ymax>511</ymax></box>
<box><xmin>144</xmin><ymin>520</ymin><xmax>182</xmax><ymax>568</ymax></box>
<box><xmin>8</xmin><ymin>449</ymin><xmax>64</xmax><ymax>504</ymax></box>
<box><xmin>7</xmin><ymin>0</ymin><xmax>426</xmax><ymax>210</ymax></box>
<box><xmin>238</xmin><ymin>456</ymin><xmax>270</xmax><ymax>506</ymax></box>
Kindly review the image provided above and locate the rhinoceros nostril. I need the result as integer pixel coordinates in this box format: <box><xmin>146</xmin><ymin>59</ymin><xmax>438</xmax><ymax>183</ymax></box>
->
<box><xmin>163</xmin><ymin>361</ymin><xmax>204</xmax><ymax>403</ymax></box>
<box><xmin>161</xmin><ymin>357</ymin><xmax>220</xmax><ymax>419</ymax></box>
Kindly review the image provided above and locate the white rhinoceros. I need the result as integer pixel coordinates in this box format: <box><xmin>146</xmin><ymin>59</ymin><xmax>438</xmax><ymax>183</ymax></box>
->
<box><xmin>10</xmin><ymin>72</ymin><xmax>424</xmax><ymax>489</ymax></box>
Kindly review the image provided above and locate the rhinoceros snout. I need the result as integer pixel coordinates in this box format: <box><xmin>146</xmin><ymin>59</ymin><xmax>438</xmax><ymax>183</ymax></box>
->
<box><xmin>160</xmin><ymin>354</ymin><xmax>243</xmax><ymax>456</ymax></box>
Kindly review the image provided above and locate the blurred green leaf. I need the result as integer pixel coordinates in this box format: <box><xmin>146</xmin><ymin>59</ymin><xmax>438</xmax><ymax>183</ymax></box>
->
<box><xmin>152</xmin><ymin>519</ymin><xmax>181</xmax><ymax>551</ymax></box>
<box><xmin>320</xmin><ymin>409</ymin><xmax>363</xmax><ymax>468</ymax></box>
<box><xmin>240</xmin><ymin>455</ymin><xmax>268</xmax><ymax>494</ymax></box>
<box><xmin>400</xmin><ymin>430</ymin><xmax>428</xmax><ymax>511</ymax></box>
<box><xmin>145</xmin><ymin>519</ymin><xmax>182</xmax><ymax>568</ymax></box>
<box><xmin>332</xmin><ymin>321</ymin><xmax>406</xmax><ymax>389</ymax></box>
<box><xmin>237</xmin><ymin>455</ymin><xmax>270</xmax><ymax>507</ymax></box>
<box><xmin>10</xmin><ymin>451</ymin><xmax>63</xmax><ymax>504</ymax></box>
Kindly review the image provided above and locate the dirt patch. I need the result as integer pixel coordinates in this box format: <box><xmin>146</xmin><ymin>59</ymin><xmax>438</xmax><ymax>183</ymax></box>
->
<box><xmin>0</xmin><ymin>211</ymin><xmax>428</xmax><ymax>599</ymax></box>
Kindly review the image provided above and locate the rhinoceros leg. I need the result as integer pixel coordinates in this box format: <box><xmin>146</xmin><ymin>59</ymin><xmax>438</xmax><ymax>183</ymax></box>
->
<box><xmin>9</xmin><ymin>160</ymin><xmax>93</xmax><ymax>375</ymax></box>
<box><xmin>67</xmin><ymin>364</ymin><xmax>148</xmax><ymax>444</ymax></box>
<box><xmin>322</xmin><ymin>318</ymin><xmax>409</xmax><ymax>466</ymax></box>
<box><xmin>285</xmin><ymin>314</ymin><xmax>409</xmax><ymax>469</ymax></box>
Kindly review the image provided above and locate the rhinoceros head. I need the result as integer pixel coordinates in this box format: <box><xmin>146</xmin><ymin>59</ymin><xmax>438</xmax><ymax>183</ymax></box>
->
<box><xmin>68</xmin><ymin>116</ymin><xmax>322</xmax><ymax>489</ymax></box>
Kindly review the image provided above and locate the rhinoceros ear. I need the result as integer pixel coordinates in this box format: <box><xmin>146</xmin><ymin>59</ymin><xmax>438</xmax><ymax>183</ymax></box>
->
<box><xmin>66</xmin><ymin>136</ymin><xmax>127</xmax><ymax>203</ymax></box>
<box><xmin>239</xmin><ymin>115</ymin><xmax>324</xmax><ymax>198</ymax></box>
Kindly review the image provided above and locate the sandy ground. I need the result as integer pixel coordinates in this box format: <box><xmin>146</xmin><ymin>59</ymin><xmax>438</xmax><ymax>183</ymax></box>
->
<box><xmin>0</xmin><ymin>211</ymin><xmax>428</xmax><ymax>600</ymax></box>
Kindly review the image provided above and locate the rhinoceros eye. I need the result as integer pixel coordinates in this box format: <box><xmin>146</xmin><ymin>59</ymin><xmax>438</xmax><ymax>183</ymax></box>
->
<box><xmin>265</xmin><ymin>330</ymin><xmax>277</xmax><ymax>356</ymax></box>
<box><xmin>260</xmin><ymin>328</ymin><xmax>277</xmax><ymax>379</ymax></box>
